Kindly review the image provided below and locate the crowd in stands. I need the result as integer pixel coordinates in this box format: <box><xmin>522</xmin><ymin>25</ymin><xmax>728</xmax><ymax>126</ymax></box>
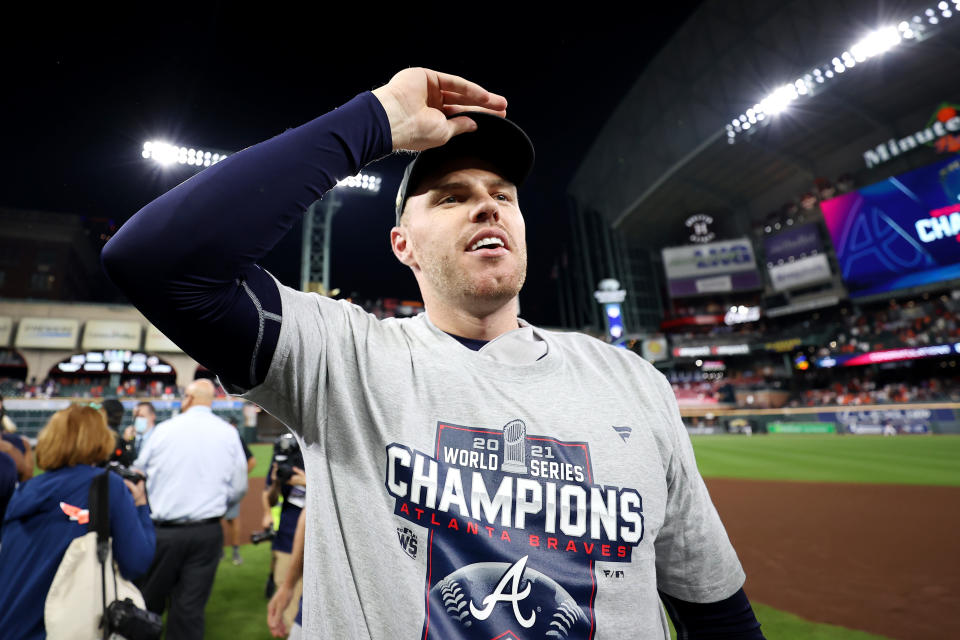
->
<box><xmin>0</xmin><ymin>377</ymin><xmax>184</xmax><ymax>400</ymax></box>
<box><xmin>788</xmin><ymin>375</ymin><xmax>960</xmax><ymax>407</ymax></box>
<box><xmin>828</xmin><ymin>294</ymin><xmax>960</xmax><ymax>355</ymax></box>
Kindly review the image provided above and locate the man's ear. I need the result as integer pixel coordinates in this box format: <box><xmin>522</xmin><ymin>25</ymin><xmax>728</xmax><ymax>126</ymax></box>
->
<box><xmin>390</xmin><ymin>226</ymin><xmax>417</xmax><ymax>268</ymax></box>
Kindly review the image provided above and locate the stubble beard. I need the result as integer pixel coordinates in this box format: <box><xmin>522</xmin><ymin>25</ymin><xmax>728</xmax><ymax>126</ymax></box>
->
<box><xmin>423</xmin><ymin>247</ymin><xmax>528</xmax><ymax>315</ymax></box>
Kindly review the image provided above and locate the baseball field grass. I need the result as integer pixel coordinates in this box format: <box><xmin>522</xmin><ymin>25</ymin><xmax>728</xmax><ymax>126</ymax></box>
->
<box><xmin>689</xmin><ymin>433</ymin><xmax>960</xmax><ymax>486</ymax></box>
<box><xmin>205</xmin><ymin>436</ymin><xmax>949</xmax><ymax>638</ymax></box>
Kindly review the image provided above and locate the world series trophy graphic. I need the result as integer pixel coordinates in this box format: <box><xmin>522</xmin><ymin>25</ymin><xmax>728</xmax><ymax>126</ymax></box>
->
<box><xmin>500</xmin><ymin>419</ymin><xmax>528</xmax><ymax>474</ymax></box>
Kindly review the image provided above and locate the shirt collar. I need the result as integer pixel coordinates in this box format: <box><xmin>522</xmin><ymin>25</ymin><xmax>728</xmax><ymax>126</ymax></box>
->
<box><xmin>185</xmin><ymin>405</ymin><xmax>213</xmax><ymax>413</ymax></box>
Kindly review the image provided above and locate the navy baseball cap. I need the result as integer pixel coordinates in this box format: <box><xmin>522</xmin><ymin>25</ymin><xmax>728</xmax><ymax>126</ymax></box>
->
<box><xmin>394</xmin><ymin>111</ymin><xmax>535</xmax><ymax>224</ymax></box>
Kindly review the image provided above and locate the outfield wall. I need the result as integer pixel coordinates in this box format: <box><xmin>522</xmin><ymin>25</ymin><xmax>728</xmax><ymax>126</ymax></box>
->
<box><xmin>680</xmin><ymin>403</ymin><xmax>960</xmax><ymax>434</ymax></box>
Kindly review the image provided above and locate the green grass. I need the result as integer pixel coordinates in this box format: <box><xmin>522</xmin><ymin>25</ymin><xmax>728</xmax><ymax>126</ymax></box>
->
<box><xmin>205</xmin><ymin>544</ymin><xmax>893</xmax><ymax>639</ymax></box>
<box><xmin>206</xmin><ymin>542</ymin><xmax>276</xmax><ymax>640</ymax></box>
<box><xmin>690</xmin><ymin>434</ymin><xmax>960</xmax><ymax>486</ymax></box>
<box><xmin>249</xmin><ymin>443</ymin><xmax>273</xmax><ymax>478</ymax></box>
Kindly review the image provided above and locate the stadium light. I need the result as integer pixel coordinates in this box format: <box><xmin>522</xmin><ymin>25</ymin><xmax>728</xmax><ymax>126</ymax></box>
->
<box><xmin>335</xmin><ymin>172</ymin><xmax>382</xmax><ymax>193</ymax></box>
<box><xmin>726</xmin><ymin>8</ymin><xmax>955</xmax><ymax>143</ymax></box>
<box><xmin>142</xmin><ymin>133</ymin><xmax>380</xmax><ymax>294</ymax></box>
<box><xmin>142</xmin><ymin>140</ymin><xmax>230</xmax><ymax>168</ymax></box>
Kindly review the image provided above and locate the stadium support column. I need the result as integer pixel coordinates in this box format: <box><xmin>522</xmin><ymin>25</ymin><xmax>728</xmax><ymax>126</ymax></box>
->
<box><xmin>299</xmin><ymin>192</ymin><xmax>341</xmax><ymax>294</ymax></box>
<box><xmin>299</xmin><ymin>173</ymin><xmax>381</xmax><ymax>294</ymax></box>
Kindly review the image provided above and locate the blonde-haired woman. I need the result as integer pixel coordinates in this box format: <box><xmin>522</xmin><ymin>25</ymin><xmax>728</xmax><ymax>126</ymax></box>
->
<box><xmin>0</xmin><ymin>404</ymin><xmax>155</xmax><ymax>639</ymax></box>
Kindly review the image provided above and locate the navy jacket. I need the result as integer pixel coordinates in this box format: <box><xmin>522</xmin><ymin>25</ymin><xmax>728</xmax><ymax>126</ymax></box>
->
<box><xmin>0</xmin><ymin>465</ymin><xmax>155</xmax><ymax>639</ymax></box>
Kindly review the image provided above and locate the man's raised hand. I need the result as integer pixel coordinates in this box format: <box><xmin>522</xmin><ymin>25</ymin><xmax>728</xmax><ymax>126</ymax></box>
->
<box><xmin>372</xmin><ymin>68</ymin><xmax>507</xmax><ymax>152</ymax></box>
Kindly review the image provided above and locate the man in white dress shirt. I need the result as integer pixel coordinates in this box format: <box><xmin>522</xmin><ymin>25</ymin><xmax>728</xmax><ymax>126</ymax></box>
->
<box><xmin>133</xmin><ymin>378</ymin><xmax>248</xmax><ymax>640</ymax></box>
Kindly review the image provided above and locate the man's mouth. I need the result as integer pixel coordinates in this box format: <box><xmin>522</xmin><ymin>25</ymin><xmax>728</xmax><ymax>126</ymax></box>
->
<box><xmin>468</xmin><ymin>236</ymin><xmax>506</xmax><ymax>251</ymax></box>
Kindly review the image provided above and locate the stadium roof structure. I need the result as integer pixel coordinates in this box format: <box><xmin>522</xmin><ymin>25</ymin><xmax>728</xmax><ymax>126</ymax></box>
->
<box><xmin>569</xmin><ymin>0</ymin><xmax>960</xmax><ymax>248</ymax></box>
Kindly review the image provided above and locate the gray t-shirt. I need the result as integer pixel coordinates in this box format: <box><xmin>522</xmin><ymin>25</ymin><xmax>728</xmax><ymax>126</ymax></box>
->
<box><xmin>243</xmin><ymin>285</ymin><xmax>744</xmax><ymax>639</ymax></box>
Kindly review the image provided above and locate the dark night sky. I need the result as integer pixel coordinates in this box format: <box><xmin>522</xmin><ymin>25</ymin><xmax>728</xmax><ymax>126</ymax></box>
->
<box><xmin>2</xmin><ymin>5</ymin><xmax>701</xmax><ymax>326</ymax></box>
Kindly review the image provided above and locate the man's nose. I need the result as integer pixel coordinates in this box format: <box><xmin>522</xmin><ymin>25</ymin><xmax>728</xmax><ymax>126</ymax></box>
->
<box><xmin>468</xmin><ymin>194</ymin><xmax>501</xmax><ymax>223</ymax></box>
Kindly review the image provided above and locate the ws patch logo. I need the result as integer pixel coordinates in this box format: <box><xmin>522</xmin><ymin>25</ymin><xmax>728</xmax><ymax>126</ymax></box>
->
<box><xmin>384</xmin><ymin>419</ymin><xmax>645</xmax><ymax>639</ymax></box>
<box><xmin>398</xmin><ymin>527</ymin><xmax>418</xmax><ymax>559</ymax></box>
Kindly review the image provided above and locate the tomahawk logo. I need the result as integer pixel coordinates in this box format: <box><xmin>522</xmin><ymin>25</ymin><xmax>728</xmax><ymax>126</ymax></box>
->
<box><xmin>469</xmin><ymin>555</ymin><xmax>535</xmax><ymax>628</ymax></box>
<box><xmin>397</xmin><ymin>527</ymin><xmax>418</xmax><ymax>559</ymax></box>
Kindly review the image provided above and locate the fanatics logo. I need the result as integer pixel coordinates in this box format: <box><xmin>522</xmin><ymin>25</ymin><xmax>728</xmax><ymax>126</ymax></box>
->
<box><xmin>397</xmin><ymin>526</ymin><xmax>418</xmax><ymax>559</ymax></box>
<box><xmin>612</xmin><ymin>426</ymin><xmax>632</xmax><ymax>443</ymax></box>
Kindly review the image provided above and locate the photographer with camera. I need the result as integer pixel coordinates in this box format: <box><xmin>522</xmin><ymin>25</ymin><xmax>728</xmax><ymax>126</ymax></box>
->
<box><xmin>133</xmin><ymin>378</ymin><xmax>248</xmax><ymax>640</ymax></box>
<box><xmin>258</xmin><ymin>433</ymin><xmax>305</xmax><ymax>629</ymax></box>
<box><xmin>0</xmin><ymin>404</ymin><xmax>155</xmax><ymax>638</ymax></box>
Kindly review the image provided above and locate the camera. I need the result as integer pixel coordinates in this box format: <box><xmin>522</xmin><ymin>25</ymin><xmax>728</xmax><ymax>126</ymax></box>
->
<box><xmin>250</xmin><ymin>527</ymin><xmax>277</xmax><ymax>545</ymax></box>
<box><xmin>102</xmin><ymin>460</ymin><xmax>146</xmax><ymax>483</ymax></box>
<box><xmin>102</xmin><ymin>598</ymin><xmax>163</xmax><ymax>640</ymax></box>
<box><xmin>273</xmin><ymin>433</ymin><xmax>304</xmax><ymax>484</ymax></box>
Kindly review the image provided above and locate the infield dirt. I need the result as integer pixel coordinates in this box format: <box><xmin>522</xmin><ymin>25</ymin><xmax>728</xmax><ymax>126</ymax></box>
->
<box><xmin>707</xmin><ymin>478</ymin><xmax>960</xmax><ymax>639</ymax></box>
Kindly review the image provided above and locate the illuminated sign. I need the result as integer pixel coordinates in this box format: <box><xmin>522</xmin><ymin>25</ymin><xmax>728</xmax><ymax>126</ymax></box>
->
<box><xmin>673</xmin><ymin>346</ymin><xmax>711</xmax><ymax>358</ymax></box>
<box><xmin>595</xmin><ymin>279</ymin><xmax>627</xmax><ymax>342</ymax></box>
<box><xmin>821</xmin><ymin>155</ymin><xmax>960</xmax><ymax>298</ymax></box>
<box><xmin>816</xmin><ymin>343</ymin><xmax>959</xmax><ymax>367</ymax></box>
<box><xmin>684</xmin><ymin>214</ymin><xmax>715</xmax><ymax>244</ymax></box>
<box><xmin>724</xmin><ymin>305</ymin><xmax>761</xmax><ymax>325</ymax></box>
<box><xmin>765</xmin><ymin>338</ymin><xmax>803</xmax><ymax>352</ymax></box>
<box><xmin>672</xmin><ymin>344</ymin><xmax>751</xmax><ymax>357</ymax></box>
<box><xmin>715</xmin><ymin>344</ymin><xmax>750</xmax><ymax>355</ymax></box>
<box><xmin>54</xmin><ymin>351</ymin><xmax>174</xmax><ymax>376</ymax></box>
<box><xmin>863</xmin><ymin>103</ymin><xmax>960</xmax><ymax>168</ymax></box>
<box><xmin>915</xmin><ymin>208</ymin><xmax>960</xmax><ymax>243</ymax></box>
<box><xmin>662</xmin><ymin>238</ymin><xmax>762</xmax><ymax>298</ymax></box>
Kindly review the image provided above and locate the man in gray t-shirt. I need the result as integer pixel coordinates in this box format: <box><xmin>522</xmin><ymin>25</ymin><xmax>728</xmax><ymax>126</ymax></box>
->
<box><xmin>105</xmin><ymin>68</ymin><xmax>763</xmax><ymax>639</ymax></box>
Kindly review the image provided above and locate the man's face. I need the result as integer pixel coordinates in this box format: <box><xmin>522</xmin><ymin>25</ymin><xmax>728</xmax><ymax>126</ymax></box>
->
<box><xmin>134</xmin><ymin>405</ymin><xmax>154</xmax><ymax>426</ymax></box>
<box><xmin>392</xmin><ymin>158</ymin><xmax>527</xmax><ymax>315</ymax></box>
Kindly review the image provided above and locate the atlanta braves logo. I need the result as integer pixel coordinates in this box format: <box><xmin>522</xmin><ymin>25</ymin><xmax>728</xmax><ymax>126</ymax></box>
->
<box><xmin>469</xmin><ymin>555</ymin><xmax>535</xmax><ymax>628</ymax></box>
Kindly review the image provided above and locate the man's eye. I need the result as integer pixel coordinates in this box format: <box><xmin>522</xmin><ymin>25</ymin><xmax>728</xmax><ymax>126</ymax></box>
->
<box><xmin>494</xmin><ymin>193</ymin><xmax>510</xmax><ymax>201</ymax></box>
<box><xmin>442</xmin><ymin>195</ymin><xmax>458</xmax><ymax>204</ymax></box>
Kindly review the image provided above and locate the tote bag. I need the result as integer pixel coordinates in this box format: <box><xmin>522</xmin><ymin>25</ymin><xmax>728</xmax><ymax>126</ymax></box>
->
<box><xmin>43</xmin><ymin>472</ymin><xmax>146</xmax><ymax>639</ymax></box>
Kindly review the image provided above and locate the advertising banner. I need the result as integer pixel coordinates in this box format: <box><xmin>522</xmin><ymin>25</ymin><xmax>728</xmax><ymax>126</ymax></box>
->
<box><xmin>661</xmin><ymin>238</ymin><xmax>761</xmax><ymax>298</ymax></box>
<box><xmin>641</xmin><ymin>337</ymin><xmax>668</xmax><ymax>362</ymax></box>
<box><xmin>763</xmin><ymin>223</ymin><xmax>822</xmax><ymax>263</ymax></box>
<box><xmin>14</xmin><ymin>317</ymin><xmax>80</xmax><ymax>350</ymax></box>
<box><xmin>817</xmin><ymin>408</ymin><xmax>955</xmax><ymax>434</ymax></box>
<box><xmin>145</xmin><ymin>325</ymin><xmax>183</xmax><ymax>353</ymax></box>
<box><xmin>672</xmin><ymin>344</ymin><xmax>750</xmax><ymax>358</ymax></box>
<box><xmin>768</xmin><ymin>422</ymin><xmax>836</xmax><ymax>434</ymax></box>
<box><xmin>820</xmin><ymin>155</ymin><xmax>960</xmax><ymax>298</ymax></box>
<box><xmin>768</xmin><ymin>254</ymin><xmax>832</xmax><ymax>291</ymax></box>
<box><xmin>764</xmin><ymin>224</ymin><xmax>832</xmax><ymax>291</ymax></box>
<box><xmin>816</xmin><ymin>343</ymin><xmax>960</xmax><ymax>368</ymax></box>
<box><xmin>0</xmin><ymin>316</ymin><xmax>11</xmax><ymax>347</ymax></box>
<box><xmin>81</xmin><ymin>320</ymin><xmax>142</xmax><ymax>351</ymax></box>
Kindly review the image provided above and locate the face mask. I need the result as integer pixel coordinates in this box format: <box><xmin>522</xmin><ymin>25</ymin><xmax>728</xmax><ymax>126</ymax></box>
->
<box><xmin>134</xmin><ymin>417</ymin><xmax>149</xmax><ymax>434</ymax></box>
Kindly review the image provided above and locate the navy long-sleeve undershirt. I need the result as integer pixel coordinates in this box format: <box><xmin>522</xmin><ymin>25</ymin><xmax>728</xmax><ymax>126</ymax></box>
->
<box><xmin>102</xmin><ymin>91</ymin><xmax>763</xmax><ymax>636</ymax></box>
<box><xmin>102</xmin><ymin>92</ymin><xmax>392</xmax><ymax>388</ymax></box>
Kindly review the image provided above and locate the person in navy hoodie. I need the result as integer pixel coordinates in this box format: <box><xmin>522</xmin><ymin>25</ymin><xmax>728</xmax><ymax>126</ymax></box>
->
<box><xmin>0</xmin><ymin>404</ymin><xmax>156</xmax><ymax>639</ymax></box>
